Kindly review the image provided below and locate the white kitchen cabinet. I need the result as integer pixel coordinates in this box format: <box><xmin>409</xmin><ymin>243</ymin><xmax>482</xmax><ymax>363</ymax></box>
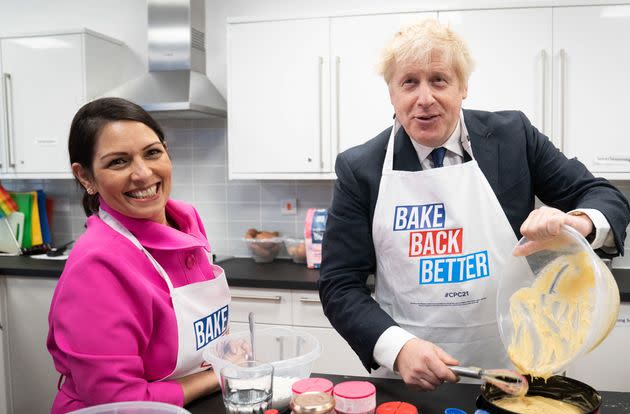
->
<box><xmin>439</xmin><ymin>8</ymin><xmax>553</xmax><ymax>138</ymax></box>
<box><xmin>331</xmin><ymin>12</ymin><xmax>435</xmax><ymax>153</ymax></box>
<box><xmin>228</xmin><ymin>6</ymin><xmax>630</xmax><ymax>179</ymax></box>
<box><xmin>0</xmin><ymin>29</ymin><xmax>124</xmax><ymax>179</ymax></box>
<box><xmin>291</xmin><ymin>290</ymin><xmax>366</xmax><ymax>376</ymax></box>
<box><xmin>0</xmin><ymin>276</ymin><xmax>58</xmax><ymax>414</ymax></box>
<box><xmin>228</xmin><ymin>13</ymin><xmax>437</xmax><ymax>179</ymax></box>
<box><xmin>566</xmin><ymin>303</ymin><xmax>630</xmax><ymax>391</ymax></box>
<box><xmin>227</xmin><ymin>19</ymin><xmax>332</xmax><ymax>178</ymax></box>
<box><xmin>553</xmin><ymin>5</ymin><xmax>630</xmax><ymax>179</ymax></box>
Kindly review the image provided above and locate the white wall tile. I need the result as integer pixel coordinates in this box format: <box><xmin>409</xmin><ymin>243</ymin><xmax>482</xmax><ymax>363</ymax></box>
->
<box><xmin>171</xmin><ymin>184</ymin><xmax>195</xmax><ymax>202</ymax></box>
<box><xmin>193</xmin><ymin>184</ymin><xmax>227</xmax><ymax>203</ymax></box>
<box><xmin>297</xmin><ymin>182</ymin><xmax>334</xmax><ymax>205</ymax></box>
<box><xmin>193</xmin><ymin>165</ymin><xmax>227</xmax><ymax>185</ymax></box>
<box><xmin>202</xmin><ymin>220</ymin><xmax>228</xmax><ymax>243</ymax></box>
<box><xmin>228</xmin><ymin>204</ymin><xmax>260</xmax><ymax>221</ymax></box>
<box><xmin>210</xmin><ymin>239</ymin><xmax>229</xmax><ymax>256</ymax></box>
<box><xmin>228</xmin><ymin>183</ymin><xmax>260</xmax><ymax>203</ymax></box>
<box><xmin>172</xmin><ymin>165</ymin><xmax>193</xmax><ymax>184</ymax></box>
<box><xmin>261</xmin><ymin>204</ymin><xmax>297</xmax><ymax>222</ymax></box>
<box><xmin>193</xmin><ymin>138</ymin><xmax>227</xmax><ymax>166</ymax></box>
<box><xmin>169</xmin><ymin>147</ymin><xmax>194</xmax><ymax>166</ymax></box>
<box><xmin>195</xmin><ymin>202</ymin><xmax>228</xmax><ymax>222</ymax></box>
<box><xmin>261</xmin><ymin>182</ymin><xmax>297</xmax><ymax>203</ymax></box>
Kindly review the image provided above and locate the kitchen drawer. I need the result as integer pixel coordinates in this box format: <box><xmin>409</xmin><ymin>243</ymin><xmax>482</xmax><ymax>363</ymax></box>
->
<box><xmin>292</xmin><ymin>290</ymin><xmax>330</xmax><ymax>328</ymax></box>
<box><xmin>229</xmin><ymin>287</ymin><xmax>292</xmax><ymax>325</ymax></box>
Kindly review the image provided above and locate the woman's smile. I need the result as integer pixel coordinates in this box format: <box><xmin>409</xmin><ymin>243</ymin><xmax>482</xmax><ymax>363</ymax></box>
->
<box><xmin>125</xmin><ymin>183</ymin><xmax>161</xmax><ymax>200</ymax></box>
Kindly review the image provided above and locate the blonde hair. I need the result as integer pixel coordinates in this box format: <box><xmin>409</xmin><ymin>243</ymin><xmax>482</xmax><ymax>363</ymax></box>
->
<box><xmin>378</xmin><ymin>19</ymin><xmax>474</xmax><ymax>87</ymax></box>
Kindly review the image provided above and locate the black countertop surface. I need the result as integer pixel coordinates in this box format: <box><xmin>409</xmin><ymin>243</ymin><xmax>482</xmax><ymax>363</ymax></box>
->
<box><xmin>1</xmin><ymin>256</ymin><xmax>629</xmax><ymax>301</ymax></box>
<box><xmin>185</xmin><ymin>373</ymin><xmax>630</xmax><ymax>414</ymax></box>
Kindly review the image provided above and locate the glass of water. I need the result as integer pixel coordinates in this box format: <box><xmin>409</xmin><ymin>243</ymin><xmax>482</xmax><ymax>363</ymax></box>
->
<box><xmin>221</xmin><ymin>361</ymin><xmax>274</xmax><ymax>414</ymax></box>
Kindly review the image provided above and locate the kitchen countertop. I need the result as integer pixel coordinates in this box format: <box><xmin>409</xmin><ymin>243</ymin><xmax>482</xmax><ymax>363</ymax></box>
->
<box><xmin>185</xmin><ymin>373</ymin><xmax>630</xmax><ymax>414</ymax></box>
<box><xmin>1</xmin><ymin>256</ymin><xmax>629</xmax><ymax>301</ymax></box>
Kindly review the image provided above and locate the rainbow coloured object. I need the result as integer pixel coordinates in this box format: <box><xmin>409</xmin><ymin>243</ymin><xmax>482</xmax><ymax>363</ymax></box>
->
<box><xmin>0</xmin><ymin>183</ymin><xmax>18</xmax><ymax>218</ymax></box>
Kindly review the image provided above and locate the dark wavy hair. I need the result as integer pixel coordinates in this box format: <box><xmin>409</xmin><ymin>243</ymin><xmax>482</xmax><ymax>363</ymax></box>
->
<box><xmin>68</xmin><ymin>97</ymin><xmax>166</xmax><ymax>216</ymax></box>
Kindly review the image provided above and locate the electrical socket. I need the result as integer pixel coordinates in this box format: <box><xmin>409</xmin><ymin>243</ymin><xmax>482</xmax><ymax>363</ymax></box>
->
<box><xmin>281</xmin><ymin>198</ymin><xmax>297</xmax><ymax>215</ymax></box>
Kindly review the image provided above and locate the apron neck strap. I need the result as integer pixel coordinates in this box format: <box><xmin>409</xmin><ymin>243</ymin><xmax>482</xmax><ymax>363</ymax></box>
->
<box><xmin>98</xmin><ymin>210</ymin><xmax>176</xmax><ymax>293</ymax></box>
<box><xmin>383</xmin><ymin>119</ymin><xmax>401</xmax><ymax>174</ymax></box>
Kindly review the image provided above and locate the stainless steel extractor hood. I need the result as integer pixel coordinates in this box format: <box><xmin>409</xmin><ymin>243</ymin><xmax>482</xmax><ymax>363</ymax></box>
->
<box><xmin>105</xmin><ymin>0</ymin><xmax>226</xmax><ymax>119</ymax></box>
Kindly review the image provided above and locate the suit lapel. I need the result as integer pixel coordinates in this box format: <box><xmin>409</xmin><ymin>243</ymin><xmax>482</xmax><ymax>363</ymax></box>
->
<box><xmin>388</xmin><ymin>112</ymin><xmax>500</xmax><ymax>193</ymax></box>
<box><xmin>392</xmin><ymin>127</ymin><xmax>423</xmax><ymax>172</ymax></box>
<box><xmin>463</xmin><ymin>110</ymin><xmax>500</xmax><ymax>194</ymax></box>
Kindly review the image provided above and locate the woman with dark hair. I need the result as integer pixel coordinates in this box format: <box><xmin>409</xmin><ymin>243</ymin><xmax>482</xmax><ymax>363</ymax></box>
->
<box><xmin>47</xmin><ymin>97</ymin><xmax>231</xmax><ymax>412</ymax></box>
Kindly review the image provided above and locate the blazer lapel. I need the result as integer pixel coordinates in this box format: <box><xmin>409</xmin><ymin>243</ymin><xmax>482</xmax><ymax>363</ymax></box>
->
<box><xmin>464</xmin><ymin>110</ymin><xmax>500</xmax><ymax>194</ymax></box>
<box><xmin>392</xmin><ymin>127</ymin><xmax>422</xmax><ymax>172</ymax></box>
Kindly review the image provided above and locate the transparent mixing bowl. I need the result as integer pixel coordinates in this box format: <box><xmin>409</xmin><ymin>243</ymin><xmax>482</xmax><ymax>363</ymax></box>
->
<box><xmin>203</xmin><ymin>326</ymin><xmax>321</xmax><ymax>412</ymax></box>
<box><xmin>497</xmin><ymin>225</ymin><xmax>620</xmax><ymax>378</ymax></box>
<box><xmin>68</xmin><ymin>402</ymin><xmax>191</xmax><ymax>414</ymax></box>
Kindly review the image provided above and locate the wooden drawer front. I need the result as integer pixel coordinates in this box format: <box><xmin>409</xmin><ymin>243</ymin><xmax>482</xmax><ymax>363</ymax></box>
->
<box><xmin>292</xmin><ymin>290</ymin><xmax>330</xmax><ymax>328</ymax></box>
<box><xmin>229</xmin><ymin>287</ymin><xmax>292</xmax><ymax>325</ymax></box>
<box><xmin>299</xmin><ymin>326</ymin><xmax>366</xmax><ymax>376</ymax></box>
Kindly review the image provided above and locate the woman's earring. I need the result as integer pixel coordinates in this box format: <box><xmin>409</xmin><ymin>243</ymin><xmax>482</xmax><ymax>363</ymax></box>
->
<box><xmin>86</xmin><ymin>187</ymin><xmax>95</xmax><ymax>195</ymax></box>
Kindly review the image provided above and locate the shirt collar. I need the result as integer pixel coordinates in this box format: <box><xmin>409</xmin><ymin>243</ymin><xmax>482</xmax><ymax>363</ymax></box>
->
<box><xmin>98</xmin><ymin>198</ymin><xmax>210</xmax><ymax>251</ymax></box>
<box><xmin>409</xmin><ymin>110</ymin><xmax>474</xmax><ymax>162</ymax></box>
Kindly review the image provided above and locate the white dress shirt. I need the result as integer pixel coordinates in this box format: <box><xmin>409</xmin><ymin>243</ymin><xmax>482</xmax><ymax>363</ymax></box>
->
<box><xmin>373</xmin><ymin>116</ymin><xmax>616</xmax><ymax>372</ymax></box>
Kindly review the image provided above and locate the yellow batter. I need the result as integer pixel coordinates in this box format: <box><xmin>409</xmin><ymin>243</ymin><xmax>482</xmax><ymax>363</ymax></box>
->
<box><xmin>494</xmin><ymin>395</ymin><xmax>582</xmax><ymax>414</ymax></box>
<box><xmin>498</xmin><ymin>250</ymin><xmax>619</xmax><ymax>414</ymax></box>
<box><xmin>507</xmin><ymin>251</ymin><xmax>595</xmax><ymax>379</ymax></box>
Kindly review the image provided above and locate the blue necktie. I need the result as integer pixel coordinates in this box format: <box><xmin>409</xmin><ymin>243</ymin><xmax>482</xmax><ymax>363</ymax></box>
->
<box><xmin>430</xmin><ymin>147</ymin><xmax>447</xmax><ymax>168</ymax></box>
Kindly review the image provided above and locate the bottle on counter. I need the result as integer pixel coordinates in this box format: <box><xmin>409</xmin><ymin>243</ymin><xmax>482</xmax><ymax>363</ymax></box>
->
<box><xmin>291</xmin><ymin>391</ymin><xmax>336</xmax><ymax>414</ymax></box>
<box><xmin>333</xmin><ymin>381</ymin><xmax>377</xmax><ymax>414</ymax></box>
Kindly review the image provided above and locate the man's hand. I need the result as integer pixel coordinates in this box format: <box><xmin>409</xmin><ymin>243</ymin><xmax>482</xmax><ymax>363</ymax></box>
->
<box><xmin>513</xmin><ymin>206</ymin><xmax>594</xmax><ymax>256</ymax></box>
<box><xmin>393</xmin><ymin>338</ymin><xmax>459</xmax><ymax>391</ymax></box>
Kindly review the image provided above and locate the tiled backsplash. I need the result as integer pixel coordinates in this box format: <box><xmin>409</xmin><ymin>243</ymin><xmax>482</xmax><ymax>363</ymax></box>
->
<box><xmin>1</xmin><ymin>118</ymin><xmax>334</xmax><ymax>258</ymax></box>
<box><xmin>4</xmin><ymin>118</ymin><xmax>630</xmax><ymax>260</ymax></box>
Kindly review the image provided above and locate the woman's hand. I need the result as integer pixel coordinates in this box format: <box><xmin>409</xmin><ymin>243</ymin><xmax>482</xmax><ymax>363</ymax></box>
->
<box><xmin>513</xmin><ymin>206</ymin><xmax>594</xmax><ymax>256</ymax></box>
<box><xmin>176</xmin><ymin>369</ymin><xmax>220</xmax><ymax>405</ymax></box>
<box><xmin>393</xmin><ymin>338</ymin><xmax>459</xmax><ymax>391</ymax></box>
<box><xmin>222</xmin><ymin>338</ymin><xmax>253</xmax><ymax>364</ymax></box>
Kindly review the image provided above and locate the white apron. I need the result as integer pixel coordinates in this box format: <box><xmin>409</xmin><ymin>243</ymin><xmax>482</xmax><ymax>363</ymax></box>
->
<box><xmin>99</xmin><ymin>210</ymin><xmax>231</xmax><ymax>380</ymax></box>
<box><xmin>371</xmin><ymin>119</ymin><xmax>526</xmax><ymax>376</ymax></box>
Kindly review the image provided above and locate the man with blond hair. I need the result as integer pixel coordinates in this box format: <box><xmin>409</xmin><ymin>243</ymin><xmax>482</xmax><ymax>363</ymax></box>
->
<box><xmin>319</xmin><ymin>19</ymin><xmax>630</xmax><ymax>390</ymax></box>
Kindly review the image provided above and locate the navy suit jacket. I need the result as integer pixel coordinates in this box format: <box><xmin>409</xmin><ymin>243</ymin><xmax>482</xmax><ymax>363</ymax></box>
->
<box><xmin>318</xmin><ymin>109</ymin><xmax>630</xmax><ymax>372</ymax></box>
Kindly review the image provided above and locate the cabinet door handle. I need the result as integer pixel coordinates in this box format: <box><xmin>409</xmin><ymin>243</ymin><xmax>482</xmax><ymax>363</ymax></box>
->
<box><xmin>595</xmin><ymin>155</ymin><xmax>630</xmax><ymax>164</ymax></box>
<box><xmin>299</xmin><ymin>297</ymin><xmax>321</xmax><ymax>304</ymax></box>
<box><xmin>231</xmin><ymin>294</ymin><xmax>282</xmax><ymax>303</ymax></box>
<box><xmin>2</xmin><ymin>73</ymin><xmax>16</xmax><ymax>167</ymax></box>
<box><xmin>559</xmin><ymin>49</ymin><xmax>567</xmax><ymax>152</ymax></box>
<box><xmin>538</xmin><ymin>49</ymin><xmax>547</xmax><ymax>135</ymax></box>
<box><xmin>317</xmin><ymin>56</ymin><xmax>324</xmax><ymax>170</ymax></box>
<box><xmin>335</xmin><ymin>55</ymin><xmax>341</xmax><ymax>155</ymax></box>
